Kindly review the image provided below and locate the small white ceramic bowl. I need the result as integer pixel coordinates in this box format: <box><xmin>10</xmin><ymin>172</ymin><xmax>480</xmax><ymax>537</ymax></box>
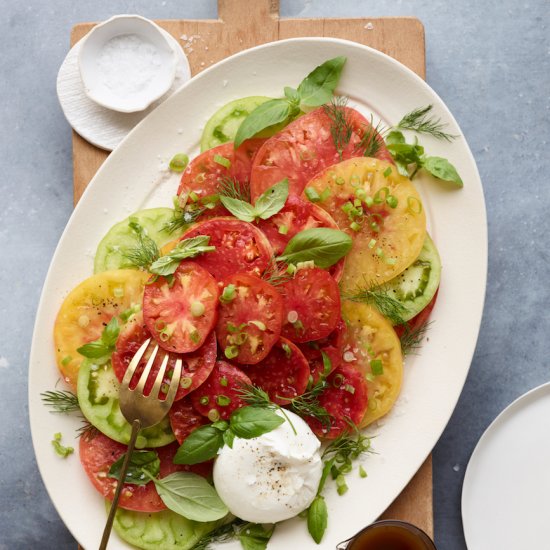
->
<box><xmin>78</xmin><ymin>15</ymin><xmax>177</xmax><ymax>113</ymax></box>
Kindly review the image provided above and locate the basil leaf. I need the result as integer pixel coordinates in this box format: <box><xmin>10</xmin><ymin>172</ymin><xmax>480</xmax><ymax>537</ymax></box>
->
<box><xmin>173</xmin><ymin>425</ymin><xmax>224</xmax><ymax>465</ymax></box>
<box><xmin>423</xmin><ymin>156</ymin><xmax>463</xmax><ymax>187</ymax></box>
<box><xmin>76</xmin><ymin>341</ymin><xmax>110</xmax><ymax>359</ymax></box>
<box><xmin>253</xmin><ymin>179</ymin><xmax>289</xmax><ymax>220</ymax></box>
<box><xmin>223</xmin><ymin>429</ymin><xmax>235</xmax><ymax>449</ymax></box>
<box><xmin>108</xmin><ymin>450</ymin><xmax>160</xmax><ymax>486</ymax></box>
<box><xmin>386</xmin><ymin>142</ymin><xmax>425</xmax><ymax>166</ymax></box>
<box><xmin>230</xmin><ymin>406</ymin><xmax>284</xmax><ymax>439</ymax></box>
<box><xmin>239</xmin><ymin>523</ymin><xmax>275</xmax><ymax>550</ymax></box>
<box><xmin>101</xmin><ymin>317</ymin><xmax>120</xmax><ymax>348</ymax></box>
<box><xmin>284</xmin><ymin>86</ymin><xmax>300</xmax><ymax>103</ymax></box>
<box><xmin>297</xmin><ymin>56</ymin><xmax>346</xmax><ymax>108</ymax></box>
<box><xmin>385</xmin><ymin>129</ymin><xmax>406</xmax><ymax>145</ymax></box>
<box><xmin>77</xmin><ymin>317</ymin><xmax>120</xmax><ymax>359</ymax></box>
<box><xmin>278</xmin><ymin>228</ymin><xmax>352</xmax><ymax>269</ymax></box>
<box><xmin>151</xmin><ymin>472</ymin><xmax>228</xmax><ymax>522</ymax></box>
<box><xmin>219</xmin><ymin>196</ymin><xmax>257</xmax><ymax>222</ymax></box>
<box><xmin>150</xmin><ymin>236</ymin><xmax>215</xmax><ymax>276</ymax></box>
<box><xmin>235</xmin><ymin>98</ymin><xmax>293</xmax><ymax>147</ymax></box>
<box><xmin>307</xmin><ymin>495</ymin><xmax>328</xmax><ymax>544</ymax></box>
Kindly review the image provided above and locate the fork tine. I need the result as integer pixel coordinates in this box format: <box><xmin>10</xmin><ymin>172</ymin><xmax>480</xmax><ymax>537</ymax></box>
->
<box><xmin>149</xmin><ymin>352</ymin><xmax>170</xmax><ymax>400</ymax></box>
<box><xmin>134</xmin><ymin>343</ymin><xmax>159</xmax><ymax>394</ymax></box>
<box><xmin>122</xmin><ymin>338</ymin><xmax>151</xmax><ymax>388</ymax></box>
<box><xmin>165</xmin><ymin>359</ymin><xmax>182</xmax><ymax>406</ymax></box>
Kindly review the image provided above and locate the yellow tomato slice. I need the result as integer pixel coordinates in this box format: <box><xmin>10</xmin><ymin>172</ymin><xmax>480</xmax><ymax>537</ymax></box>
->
<box><xmin>341</xmin><ymin>300</ymin><xmax>403</xmax><ymax>428</ymax></box>
<box><xmin>304</xmin><ymin>157</ymin><xmax>426</xmax><ymax>288</ymax></box>
<box><xmin>54</xmin><ymin>270</ymin><xmax>149</xmax><ymax>388</ymax></box>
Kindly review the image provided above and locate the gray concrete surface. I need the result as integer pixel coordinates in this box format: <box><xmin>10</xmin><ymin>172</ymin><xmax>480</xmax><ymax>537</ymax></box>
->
<box><xmin>0</xmin><ymin>0</ymin><xmax>548</xmax><ymax>548</ymax></box>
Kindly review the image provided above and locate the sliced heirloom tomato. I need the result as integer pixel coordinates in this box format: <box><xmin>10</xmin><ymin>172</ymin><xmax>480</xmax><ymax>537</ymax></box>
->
<box><xmin>80</xmin><ymin>433</ymin><xmax>208</xmax><ymax>512</ymax></box>
<box><xmin>112</xmin><ymin>313</ymin><xmax>217</xmax><ymax>400</ymax></box>
<box><xmin>190</xmin><ymin>361</ymin><xmax>251</xmax><ymax>421</ymax></box>
<box><xmin>298</xmin><ymin>317</ymin><xmax>346</xmax><ymax>383</ymax></box>
<box><xmin>244</xmin><ymin>338</ymin><xmax>310</xmax><ymax>405</ymax></box>
<box><xmin>216</xmin><ymin>273</ymin><xmax>283</xmax><ymax>364</ymax></box>
<box><xmin>179</xmin><ymin>218</ymin><xmax>273</xmax><ymax>279</ymax></box>
<box><xmin>176</xmin><ymin>140</ymin><xmax>265</xmax><ymax>199</ymax></box>
<box><xmin>306</xmin><ymin>363</ymin><xmax>369</xmax><ymax>440</ymax></box>
<box><xmin>280</xmin><ymin>267</ymin><xmax>341</xmax><ymax>343</ymax></box>
<box><xmin>169</xmin><ymin>398</ymin><xmax>209</xmax><ymax>445</ymax></box>
<box><xmin>341</xmin><ymin>301</ymin><xmax>404</xmax><ymax>428</ymax></box>
<box><xmin>250</xmin><ymin>106</ymin><xmax>393</xmax><ymax>200</ymax></box>
<box><xmin>143</xmin><ymin>261</ymin><xmax>219</xmax><ymax>354</ymax></box>
<box><xmin>54</xmin><ymin>270</ymin><xmax>149</xmax><ymax>388</ymax></box>
<box><xmin>304</xmin><ymin>157</ymin><xmax>427</xmax><ymax>288</ymax></box>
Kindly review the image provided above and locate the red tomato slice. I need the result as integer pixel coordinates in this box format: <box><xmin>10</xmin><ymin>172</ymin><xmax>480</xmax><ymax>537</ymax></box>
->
<box><xmin>79</xmin><ymin>433</ymin><xmax>206</xmax><ymax>512</ymax></box>
<box><xmin>112</xmin><ymin>313</ymin><xmax>216</xmax><ymax>400</ymax></box>
<box><xmin>142</xmin><ymin>261</ymin><xmax>219</xmax><ymax>354</ymax></box>
<box><xmin>216</xmin><ymin>273</ymin><xmax>283</xmax><ymax>364</ymax></box>
<box><xmin>306</xmin><ymin>364</ymin><xmax>369</xmax><ymax>440</ymax></box>
<box><xmin>169</xmin><ymin>397</ymin><xmax>209</xmax><ymax>444</ymax></box>
<box><xmin>190</xmin><ymin>361</ymin><xmax>251</xmax><ymax>421</ymax></box>
<box><xmin>394</xmin><ymin>289</ymin><xmax>439</xmax><ymax>339</ymax></box>
<box><xmin>177</xmin><ymin>139</ymin><xmax>265</xmax><ymax>198</ymax></box>
<box><xmin>298</xmin><ymin>317</ymin><xmax>346</xmax><ymax>383</ymax></box>
<box><xmin>243</xmin><ymin>338</ymin><xmax>310</xmax><ymax>405</ymax></box>
<box><xmin>250</xmin><ymin>106</ymin><xmax>393</xmax><ymax>200</ymax></box>
<box><xmin>180</xmin><ymin>218</ymin><xmax>273</xmax><ymax>280</ymax></box>
<box><xmin>280</xmin><ymin>267</ymin><xmax>341</xmax><ymax>343</ymax></box>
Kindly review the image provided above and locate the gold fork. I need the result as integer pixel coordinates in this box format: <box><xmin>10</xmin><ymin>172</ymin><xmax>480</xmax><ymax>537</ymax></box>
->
<box><xmin>99</xmin><ymin>338</ymin><xmax>182</xmax><ymax>550</ymax></box>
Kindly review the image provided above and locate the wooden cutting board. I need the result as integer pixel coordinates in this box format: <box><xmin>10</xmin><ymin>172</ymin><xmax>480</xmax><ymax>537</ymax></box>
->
<box><xmin>71</xmin><ymin>0</ymin><xmax>433</xmax><ymax>544</ymax></box>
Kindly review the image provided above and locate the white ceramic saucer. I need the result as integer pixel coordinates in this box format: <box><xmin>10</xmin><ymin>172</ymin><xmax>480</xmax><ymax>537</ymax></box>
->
<box><xmin>56</xmin><ymin>28</ymin><xmax>191</xmax><ymax>151</ymax></box>
<box><xmin>462</xmin><ymin>382</ymin><xmax>550</xmax><ymax>549</ymax></box>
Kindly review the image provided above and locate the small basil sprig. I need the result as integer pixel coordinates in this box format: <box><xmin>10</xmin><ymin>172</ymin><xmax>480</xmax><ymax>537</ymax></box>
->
<box><xmin>144</xmin><ymin>471</ymin><xmax>228</xmax><ymax>522</ymax></box>
<box><xmin>76</xmin><ymin>317</ymin><xmax>119</xmax><ymax>363</ymax></box>
<box><xmin>386</xmin><ymin>129</ymin><xmax>463</xmax><ymax>187</ymax></box>
<box><xmin>149</xmin><ymin>236</ymin><xmax>215</xmax><ymax>276</ymax></box>
<box><xmin>278</xmin><ymin>228</ymin><xmax>352</xmax><ymax>269</ymax></box>
<box><xmin>108</xmin><ymin>450</ymin><xmax>160</xmax><ymax>486</ymax></box>
<box><xmin>174</xmin><ymin>406</ymin><xmax>284</xmax><ymax>465</ymax></box>
<box><xmin>220</xmin><ymin>179</ymin><xmax>288</xmax><ymax>222</ymax></box>
<box><xmin>307</xmin><ymin>495</ymin><xmax>328</xmax><ymax>544</ymax></box>
<box><xmin>235</xmin><ymin>57</ymin><xmax>346</xmax><ymax>146</ymax></box>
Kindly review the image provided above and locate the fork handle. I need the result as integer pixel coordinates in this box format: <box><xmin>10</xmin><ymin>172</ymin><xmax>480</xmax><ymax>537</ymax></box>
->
<box><xmin>99</xmin><ymin>419</ymin><xmax>142</xmax><ymax>550</ymax></box>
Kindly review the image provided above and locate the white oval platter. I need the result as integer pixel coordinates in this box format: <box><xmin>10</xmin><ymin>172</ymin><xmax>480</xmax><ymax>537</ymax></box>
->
<box><xmin>30</xmin><ymin>37</ymin><xmax>487</xmax><ymax>549</ymax></box>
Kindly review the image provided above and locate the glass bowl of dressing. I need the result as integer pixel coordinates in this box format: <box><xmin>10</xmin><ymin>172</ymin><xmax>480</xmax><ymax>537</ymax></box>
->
<box><xmin>337</xmin><ymin>520</ymin><xmax>437</xmax><ymax>550</ymax></box>
<box><xmin>78</xmin><ymin>14</ymin><xmax>177</xmax><ymax>113</ymax></box>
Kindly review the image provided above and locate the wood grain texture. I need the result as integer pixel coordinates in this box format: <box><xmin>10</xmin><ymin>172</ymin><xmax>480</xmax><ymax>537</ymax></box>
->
<box><xmin>72</xmin><ymin>0</ymin><xmax>432</xmax><ymax>545</ymax></box>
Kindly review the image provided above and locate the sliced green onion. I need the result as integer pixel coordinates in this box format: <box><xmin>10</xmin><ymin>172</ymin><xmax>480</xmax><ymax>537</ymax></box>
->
<box><xmin>375</xmin><ymin>247</ymin><xmax>384</xmax><ymax>257</ymax></box>
<box><xmin>249</xmin><ymin>320</ymin><xmax>266</xmax><ymax>331</ymax></box>
<box><xmin>336</xmin><ymin>474</ymin><xmax>347</xmax><ymax>487</ymax></box>
<box><xmin>160</xmin><ymin>383</ymin><xmax>170</xmax><ymax>395</ymax></box>
<box><xmin>364</xmin><ymin>196</ymin><xmax>374</xmax><ymax>207</ymax></box>
<box><xmin>286</xmin><ymin>264</ymin><xmax>297</xmax><ymax>275</ymax></box>
<box><xmin>341</xmin><ymin>201</ymin><xmax>354</xmax><ymax>214</ymax></box>
<box><xmin>190</xmin><ymin>301</ymin><xmax>205</xmax><ymax>317</ymax></box>
<box><xmin>385</xmin><ymin>257</ymin><xmax>397</xmax><ymax>266</ymax></box>
<box><xmin>344</xmin><ymin>384</ymin><xmax>356</xmax><ymax>394</ymax></box>
<box><xmin>282</xmin><ymin>343</ymin><xmax>292</xmax><ymax>358</ymax></box>
<box><xmin>353</xmin><ymin>198</ymin><xmax>362</xmax><ymax>207</ymax></box>
<box><xmin>278</xmin><ymin>224</ymin><xmax>289</xmax><ymax>235</ymax></box>
<box><xmin>190</xmin><ymin>330</ymin><xmax>200</xmax><ymax>344</ymax></box>
<box><xmin>305</xmin><ymin>187</ymin><xmax>321</xmax><ymax>202</ymax></box>
<box><xmin>370</xmin><ymin>359</ymin><xmax>384</xmax><ymax>376</ymax></box>
<box><xmin>373</xmin><ymin>186</ymin><xmax>389</xmax><ymax>204</ymax></box>
<box><xmin>333</xmin><ymin>373</ymin><xmax>344</xmax><ymax>388</ymax></box>
<box><xmin>359</xmin><ymin>465</ymin><xmax>368</xmax><ymax>478</ymax></box>
<box><xmin>216</xmin><ymin>395</ymin><xmax>231</xmax><ymax>407</ymax></box>
<box><xmin>354</xmin><ymin>188</ymin><xmax>367</xmax><ymax>200</ymax></box>
<box><xmin>199</xmin><ymin>396</ymin><xmax>209</xmax><ymax>405</ymax></box>
<box><xmin>370</xmin><ymin>221</ymin><xmax>380</xmax><ymax>232</ymax></box>
<box><xmin>213</xmin><ymin>154</ymin><xmax>231</xmax><ymax>169</ymax></box>
<box><xmin>407</xmin><ymin>196</ymin><xmax>423</xmax><ymax>215</ymax></box>
<box><xmin>220</xmin><ymin>376</ymin><xmax>228</xmax><ymax>387</ymax></box>
<box><xmin>113</xmin><ymin>287</ymin><xmax>124</xmax><ymax>298</ymax></box>
<box><xmin>292</xmin><ymin>319</ymin><xmax>304</xmax><ymax>333</ymax></box>
<box><xmin>320</xmin><ymin>188</ymin><xmax>331</xmax><ymax>201</ymax></box>
<box><xmin>189</xmin><ymin>191</ymin><xmax>199</xmax><ymax>203</ymax></box>
<box><xmin>368</xmin><ymin>238</ymin><xmax>377</xmax><ymax>249</ymax></box>
<box><xmin>208</xmin><ymin>409</ymin><xmax>220</xmax><ymax>422</ymax></box>
<box><xmin>220</xmin><ymin>284</ymin><xmax>236</xmax><ymax>303</ymax></box>
<box><xmin>386</xmin><ymin>195</ymin><xmax>398</xmax><ymax>208</ymax></box>
<box><xmin>194</xmin><ymin>172</ymin><xmax>206</xmax><ymax>184</ymax></box>
<box><xmin>350</xmin><ymin>221</ymin><xmax>361</xmax><ymax>232</ymax></box>
<box><xmin>180</xmin><ymin>377</ymin><xmax>192</xmax><ymax>389</ymax></box>
<box><xmin>61</xmin><ymin>355</ymin><xmax>72</xmax><ymax>366</ymax></box>
<box><xmin>169</xmin><ymin>153</ymin><xmax>189</xmax><ymax>173</ymax></box>
<box><xmin>225</xmin><ymin>346</ymin><xmax>239</xmax><ymax>359</ymax></box>
<box><xmin>383</xmin><ymin>167</ymin><xmax>392</xmax><ymax>178</ymax></box>
<box><xmin>335</xmin><ymin>176</ymin><xmax>346</xmax><ymax>186</ymax></box>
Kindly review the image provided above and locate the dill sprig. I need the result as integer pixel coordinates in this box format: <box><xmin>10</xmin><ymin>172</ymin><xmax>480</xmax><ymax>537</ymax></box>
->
<box><xmin>323</xmin><ymin>96</ymin><xmax>353</xmax><ymax>160</ymax></box>
<box><xmin>356</xmin><ymin>116</ymin><xmax>386</xmax><ymax>158</ymax></box>
<box><xmin>398</xmin><ymin>320</ymin><xmax>432</xmax><ymax>356</ymax></box>
<box><xmin>343</xmin><ymin>281</ymin><xmax>408</xmax><ymax>325</ymax></box>
<box><xmin>261</xmin><ymin>258</ymin><xmax>292</xmax><ymax>287</ymax></box>
<box><xmin>191</xmin><ymin>519</ymin><xmax>243</xmax><ymax>550</ymax></box>
<box><xmin>40</xmin><ymin>390</ymin><xmax>80</xmax><ymax>414</ymax></box>
<box><xmin>75</xmin><ymin>420</ymin><xmax>99</xmax><ymax>440</ymax></box>
<box><xmin>396</xmin><ymin>105</ymin><xmax>458</xmax><ymax>142</ymax></box>
<box><xmin>122</xmin><ymin>220</ymin><xmax>160</xmax><ymax>268</ymax></box>
<box><xmin>218</xmin><ymin>176</ymin><xmax>251</xmax><ymax>203</ymax></box>
<box><xmin>191</xmin><ymin>518</ymin><xmax>273</xmax><ymax>550</ymax></box>
<box><xmin>322</xmin><ymin>425</ymin><xmax>372</xmax><ymax>463</ymax></box>
<box><xmin>285</xmin><ymin>381</ymin><xmax>333</xmax><ymax>430</ymax></box>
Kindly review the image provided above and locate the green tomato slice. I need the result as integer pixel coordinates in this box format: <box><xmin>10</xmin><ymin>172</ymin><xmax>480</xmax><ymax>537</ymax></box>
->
<box><xmin>94</xmin><ymin>208</ymin><xmax>185</xmax><ymax>274</ymax></box>
<box><xmin>384</xmin><ymin>233</ymin><xmax>441</xmax><ymax>323</ymax></box>
<box><xmin>110</xmin><ymin>503</ymin><xmax>217</xmax><ymax>550</ymax></box>
<box><xmin>77</xmin><ymin>360</ymin><xmax>175</xmax><ymax>448</ymax></box>
<box><xmin>200</xmin><ymin>96</ymin><xmax>272</xmax><ymax>152</ymax></box>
